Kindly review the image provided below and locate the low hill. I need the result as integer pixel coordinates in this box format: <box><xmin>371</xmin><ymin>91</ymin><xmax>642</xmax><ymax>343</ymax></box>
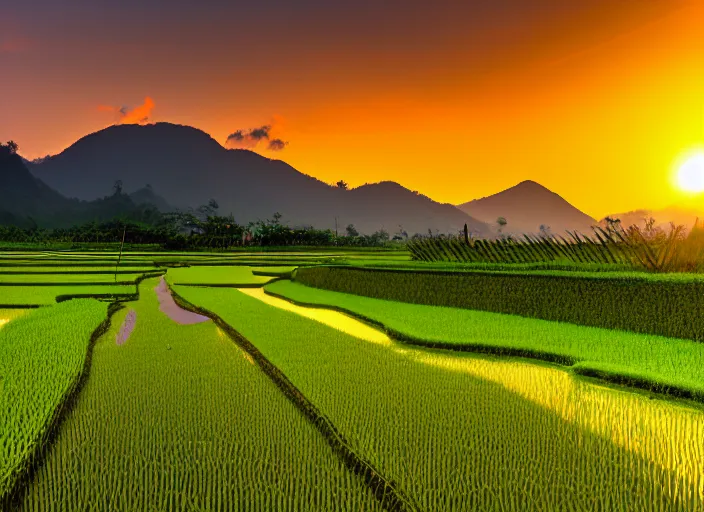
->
<box><xmin>457</xmin><ymin>180</ymin><xmax>597</xmax><ymax>236</ymax></box>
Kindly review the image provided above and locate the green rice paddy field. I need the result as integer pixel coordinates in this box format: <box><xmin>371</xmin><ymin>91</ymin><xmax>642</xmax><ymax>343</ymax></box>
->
<box><xmin>0</xmin><ymin>249</ymin><xmax>703</xmax><ymax>511</ymax></box>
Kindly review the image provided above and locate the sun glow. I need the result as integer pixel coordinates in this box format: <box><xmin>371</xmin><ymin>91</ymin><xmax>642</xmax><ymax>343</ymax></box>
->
<box><xmin>676</xmin><ymin>151</ymin><xmax>704</xmax><ymax>194</ymax></box>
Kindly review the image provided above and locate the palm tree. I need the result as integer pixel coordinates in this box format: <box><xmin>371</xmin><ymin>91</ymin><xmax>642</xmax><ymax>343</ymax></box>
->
<box><xmin>496</xmin><ymin>217</ymin><xmax>507</xmax><ymax>234</ymax></box>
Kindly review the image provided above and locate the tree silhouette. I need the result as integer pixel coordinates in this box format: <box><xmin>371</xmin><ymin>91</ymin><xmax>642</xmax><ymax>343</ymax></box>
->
<box><xmin>336</xmin><ymin>180</ymin><xmax>348</xmax><ymax>190</ymax></box>
<box><xmin>496</xmin><ymin>217</ymin><xmax>507</xmax><ymax>233</ymax></box>
<box><xmin>6</xmin><ymin>141</ymin><xmax>19</xmax><ymax>155</ymax></box>
<box><xmin>345</xmin><ymin>224</ymin><xmax>359</xmax><ymax>237</ymax></box>
<box><xmin>113</xmin><ymin>180</ymin><xmax>123</xmax><ymax>195</ymax></box>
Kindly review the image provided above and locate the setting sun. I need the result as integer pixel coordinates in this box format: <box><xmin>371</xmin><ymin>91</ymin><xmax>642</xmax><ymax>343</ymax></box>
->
<box><xmin>676</xmin><ymin>152</ymin><xmax>704</xmax><ymax>194</ymax></box>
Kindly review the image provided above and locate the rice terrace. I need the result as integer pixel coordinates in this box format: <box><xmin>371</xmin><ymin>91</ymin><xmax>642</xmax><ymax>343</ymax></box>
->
<box><xmin>3</xmin><ymin>0</ymin><xmax>704</xmax><ymax>509</ymax></box>
<box><xmin>1</xmin><ymin>231</ymin><xmax>704</xmax><ymax>511</ymax></box>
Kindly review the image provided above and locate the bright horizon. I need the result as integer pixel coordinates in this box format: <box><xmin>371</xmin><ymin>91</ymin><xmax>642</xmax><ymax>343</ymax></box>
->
<box><xmin>1</xmin><ymin>0</ymin><xmax>702</xmax><ymax>220</ymax></box>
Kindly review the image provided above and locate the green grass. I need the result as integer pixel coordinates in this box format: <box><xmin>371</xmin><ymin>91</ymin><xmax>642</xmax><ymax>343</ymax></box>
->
<box><xmin>265</xmin><ymin>280</ymin><xmax>704</xmax><ymax>400</ymax></box>
<box><xmin>165</xmin><ymin>266</ymin><xmax>276</xmax><ymax>286</ymax></box>
<box><xmin>0</xmin><ymin>300</ymin><xmax>108</xmax><ymax>501</ymax></box>
<box><xmin>174</xmin><ymin>285</ymin><xmax>704</xmax><ymax>511</ymax></box>
<box><xmin>294</xmin><ymin>266</ymin><xmax>704</xmax><ymax>341</ymax></box>
<box><xmin>0</xmin><ymin>285</ymin><xmax>137</xmax><ymax>306</ymax></box>
<box><xmin>18</xmin><ymin>278</ymin><xmax>383</xmax><ymax>510</ymax></box>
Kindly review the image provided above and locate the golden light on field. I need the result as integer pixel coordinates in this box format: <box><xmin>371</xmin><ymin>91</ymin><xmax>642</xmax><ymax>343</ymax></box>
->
<box><xmin>0</xmin><ymin>319</ymin><xmax>8</xmax><ymax>329</ymax></box>
<box><xmin>675</xmin><ymin>150</ymin><xmax>704</xmax><ymax>194</ymax></box>
<box><xmin>236</xmin><ymin>288</ymin><xmax>392</xmax><ymax>346</ymax></box>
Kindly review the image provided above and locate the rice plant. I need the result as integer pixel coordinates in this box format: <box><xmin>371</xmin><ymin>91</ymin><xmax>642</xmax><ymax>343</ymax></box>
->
<box><xmin>17</xmin><ymin>278</ymin><xmax>383</xmax><ymax>511</ymax></box>
<box><xmin>0</xmin><ymin>300</ymin><xmax>108</xmax><ymax>502</ymax></box>
<box><xmin>175</xmin><ymin>285</ymin><xmax>704</xmax><ymax>511</ymax></box>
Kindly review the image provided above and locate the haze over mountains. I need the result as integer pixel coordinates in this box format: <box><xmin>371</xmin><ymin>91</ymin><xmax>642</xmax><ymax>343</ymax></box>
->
<box><xmin>457</xmin><ymin>180</ymin><xmax>597</xmax><ymax>236</ymax></box>
<box><xmin>28</xmin><ymin>123</ymin><xmax>489</xmax><ymax>236</ymax></box>
<box><xmin>600</xmin><ymin>204</ymin><xmax>704</xmax><ymax>232</ymax></box>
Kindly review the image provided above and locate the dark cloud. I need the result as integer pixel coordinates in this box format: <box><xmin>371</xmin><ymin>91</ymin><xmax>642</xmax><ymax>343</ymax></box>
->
<box><xmin>267</xmin><ymin>138</ymin><xmax>288</xmax><ymax>151</ymax></box>
<box><xmin>249</xmin><ymin>125</ymin><xmax>271</xmax><ymax>140</ymax></box>
<box><xmin>226</xmin><ymin>124</ymin><xmax>284</xmax><ymax>150</ymax></box>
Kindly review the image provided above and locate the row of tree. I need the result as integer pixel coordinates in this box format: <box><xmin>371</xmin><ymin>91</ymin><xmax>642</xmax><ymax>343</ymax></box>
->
<box><xmin>0</xmin><ymin>207</ymin><xmax>397</xmax><ymax>249</ymax></box>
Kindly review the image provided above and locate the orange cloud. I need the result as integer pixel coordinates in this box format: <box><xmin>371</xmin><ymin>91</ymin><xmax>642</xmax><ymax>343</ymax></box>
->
<box><xmin>98</xmin><ymin>97</ymin><xmax>155</xmax><ymax>125</ymax></box>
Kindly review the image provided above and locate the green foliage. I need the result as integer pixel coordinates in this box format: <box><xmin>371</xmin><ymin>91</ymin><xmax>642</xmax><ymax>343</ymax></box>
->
<box><xmin>265</xmin><ymin>280</ymin><xmax>704</xmax><ymax>400</ymax></box>
<box><xmin>19</xmin><ymin>280</ymin><xmax>382</xmax><ymax>510</ymax></box>
<box><xmin>0</xmin><ymin>299</ymin><xmax>107</xmax><ymax>501</ymax></box>
<box><xmin>0</xmin><ymin>215</ymin><xmax>401</xmax><ymax>249</ymax></box>
<box><xmin>294</xmin><ymin>266</ymin><xmax>704</xmax><ymax>341</ymax></box>
<box><xmin>176</xmin><ymin>286</ymin><xmax>703</xmax><ymax>511</ymax></box>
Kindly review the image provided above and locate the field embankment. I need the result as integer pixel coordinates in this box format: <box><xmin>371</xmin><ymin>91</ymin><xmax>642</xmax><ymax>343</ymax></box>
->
<box><xmin>265</xmin><ymin>280</ymin><xmax>704</xmax><ymax>402</ymax></box>
<box><xmin>294</xmin><ymin>266</ymin><xmax>704</xmax><ymax>341</ymax></box>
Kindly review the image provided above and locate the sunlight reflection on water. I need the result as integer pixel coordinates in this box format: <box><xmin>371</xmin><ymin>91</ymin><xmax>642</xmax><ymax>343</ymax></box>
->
<box><xmin>242</xmin><ymin>288</ymin><xmax>704</xmax><ymax>501</ymax></box>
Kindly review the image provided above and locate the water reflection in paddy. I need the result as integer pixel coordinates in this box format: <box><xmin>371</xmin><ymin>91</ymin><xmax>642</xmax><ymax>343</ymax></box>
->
<box><xmin>244</xmin><ymin>288</ymin><xmax>704</xmax><ymax>505</ymax></box>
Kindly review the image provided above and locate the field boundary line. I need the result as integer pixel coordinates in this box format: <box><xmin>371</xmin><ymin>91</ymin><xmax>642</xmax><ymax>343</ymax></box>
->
<box><xmin>170</xmin><ymin>286</ymin><xmax>422</xmax><ymax>512</ymax></box>
<box><xmin>262</xmin><ymin>287</ymin><xmax>704</xmax><ymax>405</ymax></box>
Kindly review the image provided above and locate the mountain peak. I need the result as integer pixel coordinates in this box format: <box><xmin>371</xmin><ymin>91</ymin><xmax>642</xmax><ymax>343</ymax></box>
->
<box><xmin>457</xmin><ymin>180</ymin><xmax>596</xmax><ymax>235</ymax></box>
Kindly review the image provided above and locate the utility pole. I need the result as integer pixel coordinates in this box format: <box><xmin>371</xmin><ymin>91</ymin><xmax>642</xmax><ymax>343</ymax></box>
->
<box><xmin>334</xmin><ymin>216</ymin><xmax>338</xmax><ymax>237</ymax></box>
<box><xmin>115</xmin><ymin>227</ymin><xmax>126</xmax><ymax>283</ymax></box>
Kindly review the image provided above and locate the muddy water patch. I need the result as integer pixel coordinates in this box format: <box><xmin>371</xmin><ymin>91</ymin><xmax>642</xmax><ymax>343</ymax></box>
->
<box><xmin>155</xmin><ymin>277</ymin><xmax>209</xmax><ymax>325</ymax></box>
<box><xmin>116</xmin><ymin>310</ymin><xmax>136</xmax><ymax>345</ymax></box>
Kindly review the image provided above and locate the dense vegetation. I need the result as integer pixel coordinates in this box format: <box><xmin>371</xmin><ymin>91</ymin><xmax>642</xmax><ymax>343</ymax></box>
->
<box><xmin>0</xmin><ymin>212</ymin><xmax>399</xmax><ymax>250</ymax></box>
<box><xmin>293</xmin><ymin>266</ymin><xmax>704</xmax><ymax>340</ymax></box>
<box><xmin>265</xmin><ymin>280</ymin><xmax>704</xmax><ymax>400</ymax></box>
<box><xmin>174</xmin><ymin>285</ymin><xmax>704</xmax><ymax>511</ymax></box>
<box><xmin>0</xmin><ymin>300</ymin><xmax>108</xmax><ymax>501</ymax></box>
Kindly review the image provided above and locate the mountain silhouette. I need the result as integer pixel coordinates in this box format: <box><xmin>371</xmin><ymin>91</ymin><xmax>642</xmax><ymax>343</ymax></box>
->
<box><xmin>0</xmin><ymin>148</ymin><xmax>162</xmax><ymax>228</ymax></box>
<box><xmin>129</xmin><ymin>185</ymin><xmax>174</xmax><ymax>212</ymax></box>
<box><xmin>457</xmin><ymin>180</ymin><xmax>597</xmax><ymax>236</ymax></box>
<box><xmin>30</xmin><ymin>123</ymin><xmax>489</xmax><ymax>235</ymax></box>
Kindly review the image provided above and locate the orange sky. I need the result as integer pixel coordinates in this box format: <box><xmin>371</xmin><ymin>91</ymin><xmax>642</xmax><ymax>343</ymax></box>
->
<box><xmin>1</xmin><ymin>0</ymin><xmax>701</xmax><ymax>219</ymax></box>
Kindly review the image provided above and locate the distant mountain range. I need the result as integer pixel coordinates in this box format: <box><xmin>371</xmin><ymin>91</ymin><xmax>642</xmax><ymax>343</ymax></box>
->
<box><xmin>12</xmin><ymin>121</ymin><xmax>696</xmax><ymax>237</ymax></box>
<box><xmin>28</xmin><ymin>123</ymin><xmax>490</xmax><ymax>236</ymax></box>
<box><xmin>457</xmin><ymin>180</ymin><xmax>597</xmax><ymax>236</ymax></box>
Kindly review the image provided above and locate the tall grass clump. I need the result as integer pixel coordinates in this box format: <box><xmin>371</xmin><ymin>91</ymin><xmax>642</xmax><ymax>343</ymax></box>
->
<box><xmin>408</xmin><ymin>218</ymin><xmax>704</xmax><ymax>273</ymax></box>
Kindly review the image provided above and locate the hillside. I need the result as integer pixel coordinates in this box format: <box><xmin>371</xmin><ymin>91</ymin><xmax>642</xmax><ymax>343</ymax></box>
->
<box><xmin>30</xmin><ymin>123</ymin><xmax>489</xmax><ymax>236</ymax></box>
<box><xmin>0</xmin><ymin>147</ymin><xmax>162</xmax><ymax>228</ymax></box>
<box><xmin>457</xmin><ymin>180</ymin><xmax>597</xmax><ymax>236</ymax></box>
